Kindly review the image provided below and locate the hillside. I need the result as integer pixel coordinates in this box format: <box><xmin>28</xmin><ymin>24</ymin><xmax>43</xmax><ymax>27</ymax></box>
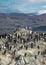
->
<box><xmin>0</xmin><ymin>13</ymin><xmax>46</xmax><ymax>32</ymax></box>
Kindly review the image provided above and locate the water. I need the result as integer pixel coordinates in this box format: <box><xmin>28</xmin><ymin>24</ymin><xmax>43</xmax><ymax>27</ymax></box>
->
<box><xmin>33</xmin><ymin>26</ymin><xmax>46</xmax><ymax>31</ymax></box>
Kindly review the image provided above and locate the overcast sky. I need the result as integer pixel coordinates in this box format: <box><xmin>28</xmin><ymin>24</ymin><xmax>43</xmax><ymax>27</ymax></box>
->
<box><xmin>0</xmin><ymin>0</ymin><xmax>46</xmax><ymax>14</ymax></box>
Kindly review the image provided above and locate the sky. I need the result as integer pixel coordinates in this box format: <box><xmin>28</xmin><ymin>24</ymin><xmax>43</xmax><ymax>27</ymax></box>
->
<box><xmin>0</xmin><ymin>0</ymin><xmax>46</xmax><ymax>14</ymax></box>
